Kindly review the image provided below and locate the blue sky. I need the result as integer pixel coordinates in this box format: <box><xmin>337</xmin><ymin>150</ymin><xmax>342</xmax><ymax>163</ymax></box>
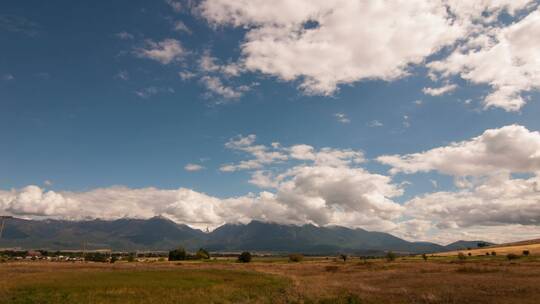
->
<box><xmin>1</xmin><ymin>0</ymin><xmax>540</xmax><ymax>243</ymax></box>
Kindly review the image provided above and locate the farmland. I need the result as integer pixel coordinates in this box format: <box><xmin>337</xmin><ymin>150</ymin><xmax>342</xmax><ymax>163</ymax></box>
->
<box><xmin>1</xmin><ymin>254</ymin><xmax>540</xmax><ymax>304</ymax></box>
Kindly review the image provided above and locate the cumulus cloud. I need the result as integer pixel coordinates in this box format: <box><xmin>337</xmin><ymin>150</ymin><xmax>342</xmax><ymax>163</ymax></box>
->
<box><xmin>196</xmin><ymin>0</ymin><xmax>540</xmax><ymax>110</ymax></box>
<box><xmin>199</xmin><ymin>0</ymin><xmax>464</xmax><ymax>95</ymax></box>
<box><xmin>220</xmin><ymin>135</ymin><xmax>288</xmax><ymax>172</ymax></box>
<box><xmin>200</xmin><ymin>76</ymin><xmax>250</xmax><ymax>100</ymax></box>
<box><xmin>428</xmin><ymin>5</ymin><xmax>540</xmax><ymax>111</ymax></box>
<box><xmin>0</xmin><ymin>165</ymin><xmax>404</xmax><ymax>231</ymax></box>
<box><xmin>378</xmin><ymin>124</ymin><xmax>540</xmax><ymax>177</ymax></box>
<box><xmin>220</xmin><ymin>135</ymin><xmax>364</xmax><ymax>172</ymax></box>
<box><xmin>3</xmin><ymin>125</ymin><xmax>540</xmax><ymax>242</ymax></box>
<box><xmin>134</xmin><ymin>39</ymin><xmax>185</xmax><ymax>64</ymax></box>
<box><xmin>404</xmin><ymin>173</ymin><xmax>540</xmax><ymax>231</ymax></box>
<box><xmin>422</xmin><ymin>83</ymin><xmax>458</xmax><ymax>96</ymax></box>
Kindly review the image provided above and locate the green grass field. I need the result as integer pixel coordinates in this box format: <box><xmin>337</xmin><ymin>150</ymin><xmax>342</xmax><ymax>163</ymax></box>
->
<box><xmin>0</xmin><ymin>268</ymin><xmax>288</xmax><ymax>304</ymax></box>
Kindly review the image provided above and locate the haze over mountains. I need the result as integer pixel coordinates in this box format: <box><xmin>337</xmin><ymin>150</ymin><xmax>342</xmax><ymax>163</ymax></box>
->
<box><xmin>0</xmin><ymin>217</ymin><xmax>492</xmax><ymax>254</ymax></box>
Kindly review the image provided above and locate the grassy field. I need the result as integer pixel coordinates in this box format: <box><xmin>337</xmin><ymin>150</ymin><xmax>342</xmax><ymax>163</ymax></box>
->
<box><xmin>2</xmin><ymin>256</ymin><xmax>540</xmax><ymax>303</ymax></box>
<box><xmin>433</xmin><ymin>242</ymin><xmax>540</xmax><ymax>257</ymax></box>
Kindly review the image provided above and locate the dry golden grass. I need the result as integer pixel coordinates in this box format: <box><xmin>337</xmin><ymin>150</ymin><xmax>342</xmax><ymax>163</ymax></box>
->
<box><xmin>2</xmin><ymin>257</ymin><xmax>540</xmax><ymax>303</ymax></box>
<box><xmin>434</xmin><ymin>240</ymin><xmax>540</xmax><ymax>257</ymax></box>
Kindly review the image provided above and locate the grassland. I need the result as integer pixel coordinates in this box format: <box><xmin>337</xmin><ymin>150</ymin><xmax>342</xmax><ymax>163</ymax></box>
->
<box><xmin>2</xmin><ymin>255</ymin><xmax>540</xmax><ymax>304</ymax></box>
<box><xmin>433</xmin><ymin>241</ymin><xmax>540</xmax><ymax>257</ymax></box>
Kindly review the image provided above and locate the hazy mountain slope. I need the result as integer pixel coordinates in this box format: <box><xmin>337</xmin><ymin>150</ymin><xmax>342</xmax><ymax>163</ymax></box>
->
<box><xmin>1</xmin><ymin>217</ymin><xmax>456</xmax><ymax>254</ymax></box>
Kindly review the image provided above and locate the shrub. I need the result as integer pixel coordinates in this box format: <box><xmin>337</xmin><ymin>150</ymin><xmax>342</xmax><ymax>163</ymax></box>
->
<box><xmin>523</xmin><ymin>250</ymin><xmax>530</xmax><ymax>256</ymax></box>
<box><xmin>168</xmin><ymin>247</ymin><xmax>187</xmax><ymax>261</ymax></box>
<box><xmin>386</xmin><ymin>251</ymin><xmax>396</xmax><ymax>262</ymax></box>
<box><xmin>507</xmin><ymin>253</ymin><xmax>519</xmax><ymax>261</ymax></box>
<box><xmin>196</xmin><ymin>248</ymin><xmax>210</xmax><ymax>260</ymax></box>
<box><xmin>422</xmin><ymin>253</ymin><xmax>428</xmax><ymax>261</ymax></box>
<box><xmin>84</xmin><ymin>252</ymin><xmax>108</xmax><ymax>263</ymax></box>
<box><xmin>491</xmin><ymin>251</ymin><xmax>497</xmax><ymax>256</ymax></box>
<box><xmin>127</xmin><ymin>252</ymin><xmax>136</xmax><ymax>262</ymax></box>
<box><xmin>457</xmin><ymin>252</ymin><xmax>467</xmax><ymax>260</ymax></box>
<box><xmin>238</xmin><ymin>251</ymin><xmax>252</xmax><ymax>263</ymax></box>
<box><xmin>289</xmin><ymin>254</ymin><xmax>304</xmax><ymax>262</ymax></box>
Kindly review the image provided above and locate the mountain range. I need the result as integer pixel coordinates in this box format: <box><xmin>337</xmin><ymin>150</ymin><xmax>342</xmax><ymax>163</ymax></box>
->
<box><xmin>0</xmin><ymin>217</ymin><xmax>491</xmax><ymax>255</ymax></box>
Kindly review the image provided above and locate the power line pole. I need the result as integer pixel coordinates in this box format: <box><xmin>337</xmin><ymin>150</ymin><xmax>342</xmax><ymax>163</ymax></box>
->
<box><xmin>0</xmin><ymin>216</ymin><xmax>13</xmax><ymax>240</ymax></box>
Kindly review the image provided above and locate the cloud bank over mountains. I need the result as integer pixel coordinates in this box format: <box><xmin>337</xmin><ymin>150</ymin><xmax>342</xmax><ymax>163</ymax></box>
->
<box><xmin>2</xmin><ymin>124</ymin><xmax>540</xmax><ymax>243</ymax></box>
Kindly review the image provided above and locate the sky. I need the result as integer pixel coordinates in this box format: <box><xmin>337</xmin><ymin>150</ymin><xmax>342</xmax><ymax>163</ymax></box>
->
<box><xmin>1</xmin><ymin>0</ymin><xmax>540</xmax><ymax>244</ymax></box>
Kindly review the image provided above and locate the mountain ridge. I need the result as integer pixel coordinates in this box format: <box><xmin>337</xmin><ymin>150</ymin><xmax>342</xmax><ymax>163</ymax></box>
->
<box><xmin>0</xmin><ymin>217</ymin><xmax>488</xmax><ymax>255</ymax></box>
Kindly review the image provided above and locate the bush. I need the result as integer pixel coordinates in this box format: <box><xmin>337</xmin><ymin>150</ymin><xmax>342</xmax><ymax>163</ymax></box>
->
<box><xmin>127</xmin><ymin>252</ymin><xmax>136</xmax><ymax>262</ymax></box>
<box><xmin>84</xmin><ymin>252</ymin><xmax>108</xmax><ymax>263</ymax></box>
<box><xmin>507</xmin><ymin>253</ymin><xmax>519</xmax><ymax>260</ymax></box>
<box><xmin>195</xmin><ymin>248</ymin><xmax>210</xmax><ymax>260</ymax></box>
<box><xmin>110</xmin><ymin>255</ymin><xmax>118</xmax><ymax>264</ymax></box>
<box><xmin>491</xmin><ymin>251</ymin><xmax>497</xmax><ymax>256</ymax></box>
<box><xmin>168</xmin><ymin>247</ymin><xmax>187</xmax><ymax>261</ymax></box>
<box><xmin>523</xmin><ymin>250</ymin><xmax>530</xmax><ymax>256</ymax></box>
<box><xmin>457</xmin><ymin>252</ymin><xmax>467</xmax><ymax>260</ymax></box>
<box><xmin>238</xmin><ymin>251</ymin><xmax>252</xmax><ymax>263</ymax></box>
<box><xmin>339</xmin><ymin>254</ymin><xmax>348</xmax><ymax>262</ymax></box>
<box><xmin>422</xmin><ymin>253</ymin><xmax>428</xmax><ymax>261</ymax></box>
<box><xmin>289</xmin><ymin>254</ymin><xmax>304</xmax><ymax>262</ymax></box>
<box><xmin>386</xmin><ymin>251</ymin><xmax>396</xmax><ymax>262</ymax></box>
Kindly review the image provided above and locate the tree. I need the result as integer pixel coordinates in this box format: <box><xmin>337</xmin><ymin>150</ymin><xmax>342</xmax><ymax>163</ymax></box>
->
<box><xmin>238</xmin><ymin>251</ymin><xmax>252</xmax><ymax>263</ymax></box>
<box><xmin>386</xmin><ymin>251</ymin><xmax>396</xmax><ymax>262</ymax></box>
<box><xmin>339</xmin><ymin>254</ymin><xmax>348</xmax><ymax>262</ymax></box>
<box><xmin>196</xmin><ymin>248</ymin><xmax>210</xmax><ymax>260</ymax></box>
<box><xmin>477</xmin><ymin>242</ymin><xmax>488</xmax><ymax>248</ymax></box>
<box><xmin>289</xmin><ymin>254</ymin><xmax>304</xmax><ymax>262</ymax></box>
<box><xmin>422</xmin><ymin>253</ymin><xmax>428</xmax><ymax>261</ymax></box>
<box><xmin>491</xmin><ymin>251</ymin><xmax>497</xmax><ymax>256</ymax></box>
<box><xmin>168</xmin><ymin>247</ymin><xmax>187</xmax><ymax>261</ymax></box>
<box><xmin>523</xmin><ymin>250</ymin><xmax>530</xmax><ymax>256</ymax></box>
<box><xmin>507</xmin><ymin>253</ymin><xmax>519</xmax><ymax>261</ymax></box>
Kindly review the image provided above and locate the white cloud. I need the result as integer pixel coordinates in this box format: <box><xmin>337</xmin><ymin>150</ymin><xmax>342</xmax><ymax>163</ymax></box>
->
<box><xmin>402</xmin><ymin>173</ymin><xmax>540</xmax><ymax>243</ymax></box>
<box><xmin>165</xmin><ymin>0</ymin><xmax>182</xmax><ymax>13</ymax></box>
<box><xmin>173</xmin><ymin>20</ymin><xmax>191</xmax><ymax>33</ymax></box>
<box><xmin>199</xmin><ymin>0</ymin><xmax>464</xmax><ymax>95</ymax></box>
<box><xmin>368</xmin><ymin>120</ymin><xmax>383</xmax><ymax>128</ymax></box>
<box><xmin>179</xmin><ymin>71</ymin><xmax>196</xmax><ymax>81</ymax></box>
<box><xmin>220</xmin><ymin>135</ymin><xmax>364</xmax><ymax>172</ymax></box>
<box><xmin>220</xmin><ymin>135</ymin><xmax>288</xmax><ymax>171</ymax></box>
<box><xmin>197</xmin><ymin>0</ymin><xmax>540</xmax><ymax>110</ymax></box>
<box><xmin>200</xmin><ymin>76</ymin><xmax>250</xmax><ymax>100</ymax></box>
<box><xmin>184</xmin><ymin>163</ymin><xmax>205</xmax><ymax>172</ymax></box>
<box><xmin>115</xmin><ymin>70</ymin><xmax>129</xmax><ymax>81</ymax></box>
<box><xmin>428</xmin><ymin>6</ymin><xmax>540</xmax><ymax>111</ymax></box>
<box><xmin>135</xmin><ymin>87</ymin><xmax>174</xmax><ymax>99</ymax></box>
<box><xmin>422</xmin><ymin>83</ymin><xmax>458</xmax><ymax>96</ymax></box>
<box><xmin>134</xmin><ymin>39</ymin><xmax>185</xmax><ymax>64</ymax></box>
<box><xmin>334</xmin><ymin>113</ymin><xmax>350</xmax><ymax>124</ymax></box>
<box><xmin>378</xmin><ymin>124</ymin><xmax>540</xmax><ymax>177</ymax></box>
<box><xmin>0</xmin><ymin>165</ymin><xmax>403</xmax><ymax>232</ymax></box>
<box><xmin>115</xmin><ymin>31</ymin><xmax>134</xmax><ymax>40</ymax></box>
